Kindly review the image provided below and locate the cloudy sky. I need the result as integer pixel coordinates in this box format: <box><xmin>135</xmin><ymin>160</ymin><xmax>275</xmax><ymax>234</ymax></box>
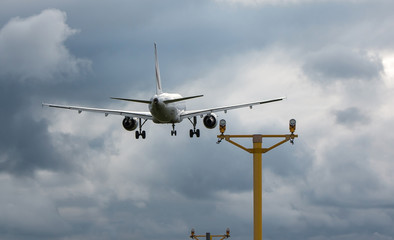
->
<box><xmin>1</xmin><ymin>0</ymin><xmax>394</xmax><ymax>239</ymax></box>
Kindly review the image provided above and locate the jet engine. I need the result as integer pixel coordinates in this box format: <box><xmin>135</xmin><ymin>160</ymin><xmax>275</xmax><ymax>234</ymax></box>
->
<box><xmin>203</xmin><ymin>113</ymin><xmax>218</xmax><ymax>129</ymax></box>
<box><xmin>122</xmin><ymin>117</ymin><xmax>138</xmax><ymax>131</ymax></box>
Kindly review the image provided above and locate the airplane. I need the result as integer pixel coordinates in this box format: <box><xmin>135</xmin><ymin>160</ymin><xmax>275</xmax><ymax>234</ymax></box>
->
<box><xmin>42</xmin><ymin>43</ymin><xmax>285</xmax><ymax>139</ymax></box>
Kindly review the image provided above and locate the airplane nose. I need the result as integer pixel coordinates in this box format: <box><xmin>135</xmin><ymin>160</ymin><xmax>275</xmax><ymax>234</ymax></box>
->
<box><xmin>153</xmin><ymin>98</ymin><xmax>159</xmax><ymax>104</ymax></box>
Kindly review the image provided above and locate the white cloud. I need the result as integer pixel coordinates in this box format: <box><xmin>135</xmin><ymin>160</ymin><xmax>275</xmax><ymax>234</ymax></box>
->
<box><xmin>381</xmin><ymin>52</ymin><xmax>394</xmax><ymax>88</ymax></box>
<box><xmin>0</xmin><ymin>9</ymin><xmax>91</xmax><ymax>81</ymax></box>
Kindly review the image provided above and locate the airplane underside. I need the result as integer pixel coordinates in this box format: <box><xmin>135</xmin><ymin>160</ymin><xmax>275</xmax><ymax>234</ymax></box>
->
<box><xmin>122</xmin><ymin>114</ymin><xmax>216</xmax><ymax>139</ymax></box>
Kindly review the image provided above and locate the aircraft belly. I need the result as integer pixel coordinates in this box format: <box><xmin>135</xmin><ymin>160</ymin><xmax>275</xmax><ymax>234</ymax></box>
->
<box><xmin>151</xmin><ymin>105</ymin><xmax>180</xmax><ymax>123</ymax></box>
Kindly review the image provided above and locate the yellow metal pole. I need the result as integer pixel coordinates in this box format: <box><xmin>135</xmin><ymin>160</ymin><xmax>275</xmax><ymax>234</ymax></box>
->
<box><xmin>253</xmin><ymin>135</ymin><xmax>262</xmax><ymax>240</ymax></box>
<box><xmin>216</xmin><ymin>119</ymin><xmax>298</xmax><ymax>240</ymax></box>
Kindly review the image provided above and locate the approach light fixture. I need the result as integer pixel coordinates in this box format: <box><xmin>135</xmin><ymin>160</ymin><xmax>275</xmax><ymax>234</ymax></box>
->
<box><xmin>289</xmin><ymin>119</ymin><xmax>296</xmax><ymax>134</ymax></box>
<box><xmin>219</xmin><ymin>119</ymin><xmax>226</xmax><ymax>134</ymax></box>
<box><xmin>226</xmin><ymin>228</ymin><xmax>230</xmax><ymax>237</ymax></box>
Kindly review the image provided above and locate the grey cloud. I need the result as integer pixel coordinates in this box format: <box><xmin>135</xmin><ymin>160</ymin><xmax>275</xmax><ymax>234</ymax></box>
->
<box><xmin>1</xmin><ymin>1</ymin><xmax>394</xmax><ymax>240</ymax></box>
<box><xmin>309</xmin><ymin>233</ymin><xmax>394</xmax><ymax>240</ymax></box>
<box><xmin>134</xmin><ymin>138</ymin><xmax>253</xmax><ymax>199</ymax></box>
<box><xmin>307</xmin><ymin>136</ymin><xmax>383</xmax><ymax>208</ymax></box>
<box><xmin>333</xmin><ymin>107</ymin><xmax>370</xmax><ymax>127</ymax></box>
<box><xmin>0</xmin><ymin>9</ymin><xmax>93</xmax><ymax>176</ymax></box>
<box><xmin>302</xmin><ymin>46</ymin><xmax>383</xmax><ymax>83</ymax></box>
<box><xmin>0</xmin><ymin>9</ymin><xmax>91</xmax><ymax>82</ymax></box>
<box><xmin>262</xmin><ymin>137</ymin><xmax>394</xmax><ymax>240</ymax></box>
<box><xmin>0</xmin><ymin>82</ymin><xmax>73</xmax><ymax>176</ymax></box>
<box><xmin>263</xmin><ymin>139</ymin><xmax>313</xmax><ymax>178</ymax></box>
<box><xmin>0</xmin><ymin>177</ymin><xmax>71</xmax><ymax>239</ymax></box>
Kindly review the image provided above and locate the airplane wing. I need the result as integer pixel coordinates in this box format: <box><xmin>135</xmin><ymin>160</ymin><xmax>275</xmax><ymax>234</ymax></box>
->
<box><xmin>180</xmin><ymin>97</ymin><xmax>285</xmax><ymax>119</ymax></box>
<box><xmin>42</xmin><ymin>103</ymin><xmax>153</xmax><ymax>119</ymax></box>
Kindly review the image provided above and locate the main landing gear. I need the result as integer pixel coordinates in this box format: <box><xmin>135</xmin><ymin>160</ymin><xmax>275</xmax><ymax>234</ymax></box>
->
<box><xmin>188</xmin><ymin>116</ymin><xmax>200</xmax><ymax>138</ymax></box>
<box><xmin>136</xmin><ymin>118</ymin><xmax>147</xmax><ymax>139</ymax></box>
<box><xmin>169</xmin><ymin>117</ymin><xmax>200</xmax><ymax>138</ymax></box>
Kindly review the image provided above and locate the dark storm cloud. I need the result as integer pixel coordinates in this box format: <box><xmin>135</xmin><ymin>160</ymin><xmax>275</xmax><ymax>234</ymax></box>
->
<box><xmin>0</xmin><ymin>83</ymin><xmax>71</xmax><ymax>176</ymax></box>
<box><xmin>302</xmin><ymin>46</ymin><xmax>384</xmax><ymax>83</ymax></box>
<box><xmin>333</xmin><ymin>107</ymin><xmax>370</xmax><ymax>127</ymax></box>
<box><xmin>0</xmin><ymin>9</ymin><xmax>91</xmax><ymax>175</ymax></box>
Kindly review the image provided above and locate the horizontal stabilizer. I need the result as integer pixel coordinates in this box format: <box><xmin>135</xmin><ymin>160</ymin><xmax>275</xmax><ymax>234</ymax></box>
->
<box><xmin>111</xmin><ymin>97</ymin><xmax>151</xmax><ymax>104</ymax></box>
<box><xmin>163</xmin><ymin>95</ymin><xmax>204</xmax><ymax>104</ymax></box>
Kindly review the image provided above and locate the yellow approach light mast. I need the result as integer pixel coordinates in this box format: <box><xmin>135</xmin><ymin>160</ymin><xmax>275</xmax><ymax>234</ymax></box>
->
<box><xmin>217</xmin><ymin>119</ymin><xmax>298</xmax><ymax>240</ymax></box>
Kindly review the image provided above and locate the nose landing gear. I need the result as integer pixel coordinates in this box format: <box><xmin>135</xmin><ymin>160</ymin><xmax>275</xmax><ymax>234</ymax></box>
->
<box><xmin>171</xmin><ymin>123</ymin><xmax>177</xmax><ymax>136</ymax></box>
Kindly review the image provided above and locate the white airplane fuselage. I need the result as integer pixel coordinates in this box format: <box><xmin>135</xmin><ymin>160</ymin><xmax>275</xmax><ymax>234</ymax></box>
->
<box><xmin>149</xmin><ymin>93</ymin><xmax>185</xmax><ymax>123</ymax></box>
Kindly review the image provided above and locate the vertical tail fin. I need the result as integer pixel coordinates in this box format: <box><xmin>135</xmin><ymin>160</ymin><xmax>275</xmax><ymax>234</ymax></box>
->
<box><xmin>154</xmin><ymin>43</ymin><xmax>163</xmax><ymax>94</ymax></box>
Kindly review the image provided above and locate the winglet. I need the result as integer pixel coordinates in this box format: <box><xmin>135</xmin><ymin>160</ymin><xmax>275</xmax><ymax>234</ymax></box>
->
<box><xmin>154</xmin><ymin>43</ymin><xmax>163</xmax><ymax>94</ymax></box>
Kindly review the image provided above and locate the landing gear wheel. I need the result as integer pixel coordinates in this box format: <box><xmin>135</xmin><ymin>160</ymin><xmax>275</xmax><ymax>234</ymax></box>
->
<box><xmin>141</xmin><ymin>131</ymin><xmax>146</xmax><ymax>139</ymax></box>
<box><xmin>189</xmin><ymin>129</ymin><xmax>200</xmax><ymax>138</ymax></box>
<box><xmin>135</xmin><ymin>131</ymin><xmax>140</xmax><ymax>139</ymax></box>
